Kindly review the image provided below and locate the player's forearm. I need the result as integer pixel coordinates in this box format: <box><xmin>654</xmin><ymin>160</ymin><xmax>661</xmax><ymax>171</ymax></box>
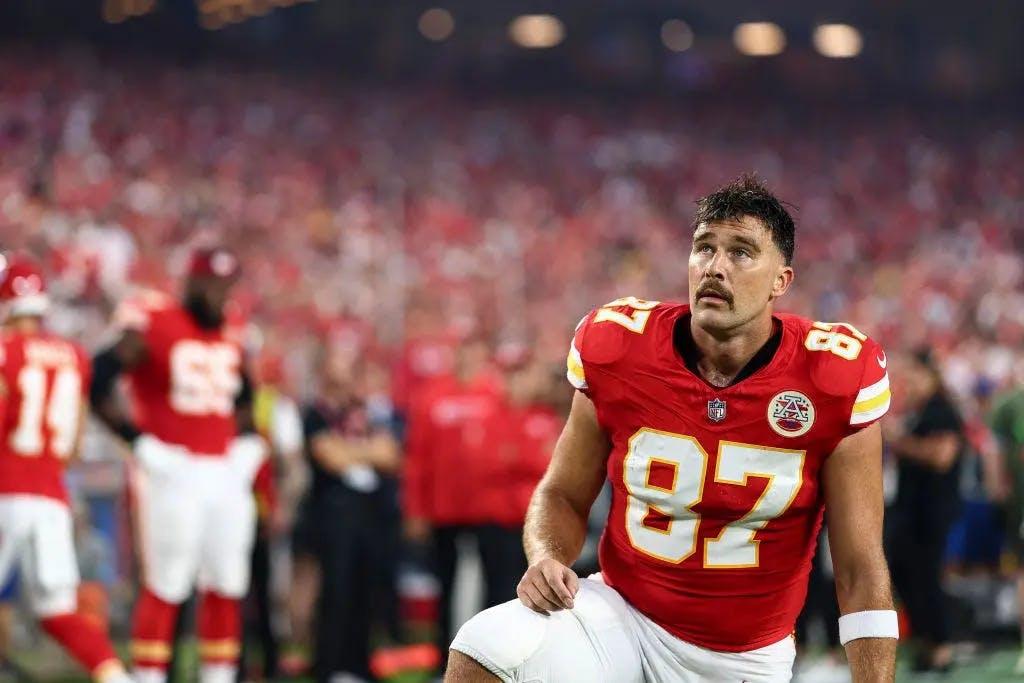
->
<box><xmin>90</xmin><ymin>347</ymin><xmax>140</xmax><ymax>444</ymax></box>
<box><xmin>835</xmin><ymin>560</ymin><xmax>896</xmax><ymax>682</ymax></box>
<box><xmin>835</xmin><ymin>554</ymin><xmax>893</xmax><ymax>620</ymax></box>
<box><xmin>364</xmin><ymin>434</ymin><xmax>401</xmax><ymax>471</ymax></box>
<box><xmin>523</xmin><ymin>484</ymin><xmax>589</xmax><ymax>566</ymax></box>
<box><xmin>92</xmin><ymin>398</ymin><xmax>140</xmax><ymax>444</ymax></box>
<box><xmin>309</xmin><ymin>435</ymin><xmax>354</xmax><ymax>473</ymax></box>
<box><xmin>845</xmin><ymin>638</ymin><xmax>897</xmax><ymax>683</ymax></box>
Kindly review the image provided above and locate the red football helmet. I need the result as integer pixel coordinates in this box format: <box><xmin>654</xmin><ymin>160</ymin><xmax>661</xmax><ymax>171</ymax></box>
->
<box><xmin>0</xmin><ymin>254</ymin><xmax>49</xmax><ymax>318</ymax></box>
<box><xmin>188</xmin><ymin>247</ymin><xmax>240</xmax><ymax>280</ymax></box>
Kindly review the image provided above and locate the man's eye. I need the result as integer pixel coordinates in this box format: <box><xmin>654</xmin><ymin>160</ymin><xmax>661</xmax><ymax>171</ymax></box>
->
<box><xmin>697</xmin><ymin>244</ymin><xmax>713</xmax><ymax>254</ymax></box>
<box><xmin>732</xmin><ymin>249</ymin><xmax>750</xmax><ymax>259</ymax></box>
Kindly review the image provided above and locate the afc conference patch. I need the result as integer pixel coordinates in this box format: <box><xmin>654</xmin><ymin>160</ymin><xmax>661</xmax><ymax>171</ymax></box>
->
<box><xmin>707</xmin><ymin>398</ymin><xmax>727</xmax><ymax>423</ymax></box>
<box><xmin>767</xmin><ymin>390</ymin><xmax>815</xmax><ymax>437</ymax></box>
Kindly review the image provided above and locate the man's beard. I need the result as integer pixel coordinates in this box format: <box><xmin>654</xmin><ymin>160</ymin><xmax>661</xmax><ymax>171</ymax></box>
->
<box><xmin>185</xmin><ymin>294</ymin><xmax>223</xmax><ymax>329</ymax></box>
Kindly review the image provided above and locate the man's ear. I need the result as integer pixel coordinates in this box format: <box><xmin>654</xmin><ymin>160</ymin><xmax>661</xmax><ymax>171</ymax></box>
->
<box><xmin>771</xmin><ymin>265</ymin><xmax>794</xmax><ymax>300</ymax></box>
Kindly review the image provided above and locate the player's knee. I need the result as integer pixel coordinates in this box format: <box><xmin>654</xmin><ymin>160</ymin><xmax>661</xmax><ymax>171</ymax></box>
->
<box><xmin>198</xmin><ymin>564</ymin><xmax>250</xmax><ymax>599</ymax></box>
<box><xmin>450</xmin><ymin>599</ymin><xmax>548</xmax><ymax>676</ymax></box>
<box><xmin>145</xmin><ymin>573</ymin><xmax>193</xmax><ymax>605</ymax></box>
<box><xmin>445</xmin><ymin>649</ymin><xmax>502</xmax><ymax>682</ymax></box>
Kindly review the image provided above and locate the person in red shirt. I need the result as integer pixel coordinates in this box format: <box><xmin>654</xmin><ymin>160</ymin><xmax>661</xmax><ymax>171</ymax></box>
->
<box><xmin>0</xmin><ymin>255</ymin><xmax>131</xmax><ymax>683</ymax></box>
<box><xmin>447</xmin><ymin>176</ymin><xmax>898</xmax><ymax>682</ymax></box>
<box><xmin>90</xmin><ymin>248</ymin><xmax>266</xmax><ymax>683</ymax></box>
<box><xmin>493</xmin><ymin>357</ymin><xmax>562</xmax><ymax>530</ymax></box>
<box><xmin>403</xmin><ymin>338</ymin><xmax>524</xmax><ymax>669</ymax></box>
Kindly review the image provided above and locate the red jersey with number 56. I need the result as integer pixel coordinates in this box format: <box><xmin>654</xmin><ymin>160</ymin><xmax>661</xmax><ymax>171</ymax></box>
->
<box><xmin>566</xmin><ymin>298</ymin><xmax>891</xmax><ymax>652</ymax></box>
<box><xmin>117</xmin><ymin>292</ymin><xmax>243</xmax><ymax>455</ymax></box>
<box><xmin>0</xmin><ymin>331</ymin><xmax>91</xmax><ymax>504</ymax></box>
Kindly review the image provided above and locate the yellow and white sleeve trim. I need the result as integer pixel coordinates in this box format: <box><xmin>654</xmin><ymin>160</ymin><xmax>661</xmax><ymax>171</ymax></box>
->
<box><xmin>850</xmin><ymin>373</ymin><xmax>891</xmax><ymax>425</ymax></box>
<box><xmin>566</xmin><ymin>339</ymin><xmax>588</xmax><ymax>390</ymax></box>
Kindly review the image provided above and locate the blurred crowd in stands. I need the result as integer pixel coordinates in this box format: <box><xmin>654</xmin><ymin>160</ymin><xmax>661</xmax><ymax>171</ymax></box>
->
<box><xmin>0</xmin><ymin>48</ymin><xmax>1022</xmax><ymax>677</ymax></box>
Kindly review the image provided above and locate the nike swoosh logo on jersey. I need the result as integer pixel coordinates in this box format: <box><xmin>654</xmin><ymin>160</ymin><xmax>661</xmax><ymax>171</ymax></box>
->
<box><xmin>877</xmin><ymin>352</ymin><xmax>887</xmax><ymax>368</ymax></box>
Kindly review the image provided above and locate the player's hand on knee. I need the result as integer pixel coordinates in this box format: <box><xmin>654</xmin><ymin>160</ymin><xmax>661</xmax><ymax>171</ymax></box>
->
<box><xmin>517</xmin><ymin>558</ymin><xmax>579</xmax><ymax>615</ymax></box>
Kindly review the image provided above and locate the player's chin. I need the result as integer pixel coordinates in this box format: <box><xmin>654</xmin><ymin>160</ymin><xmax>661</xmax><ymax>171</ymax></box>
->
<box><xmin>691</xmin><ymin>304</ymin><xmax>735</xmax><ymax>328</ymax></box>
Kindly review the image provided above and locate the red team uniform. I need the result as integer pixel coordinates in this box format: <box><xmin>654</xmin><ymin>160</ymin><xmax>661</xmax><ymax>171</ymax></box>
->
<box><xmin>0</xmin><ymin>260</ymin><xmax>129</xmax><ymax>683</ymax></box>
<box><xmin>120</xmin><ymin>290</ymin><xmax>242</xmax><ymax>455</ymax></box>
<box><xmin>451</xmin><ymin>298</ymin><xmax>891</xmax><ymax>682</ymax></box>
<box><xmin>0</xmin><ymin>332</ymin><xmax>91</xmax><ymax>503</ymax></box>
<box><xmin>117</xmin><ymin>290</ymin><xmax>263</xmax><ymax>683</ymax></box>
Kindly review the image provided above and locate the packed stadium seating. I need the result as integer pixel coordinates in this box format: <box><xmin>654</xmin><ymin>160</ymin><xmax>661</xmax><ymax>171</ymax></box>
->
<box><xmin>0</xmin><ymin>48</ymin><xmax>1022</xmax><ymax>679</ymax></box>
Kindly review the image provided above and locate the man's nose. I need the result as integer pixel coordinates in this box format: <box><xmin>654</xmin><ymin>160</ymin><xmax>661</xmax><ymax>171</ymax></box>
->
<box><xmin>703</xmin><ymin>250</ymin><xmax>727</xmax><ymax>280</ymax></box>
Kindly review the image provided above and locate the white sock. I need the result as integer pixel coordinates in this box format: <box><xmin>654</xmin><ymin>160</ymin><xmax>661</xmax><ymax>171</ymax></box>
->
<box><xmin>132</xmin><ymin>667</ymin><xmax>168</xmax><ymax>683</ymax></box>
<box><xmin>93</xmin><ymin>660</ymin><xmax>133</xmax><ymax>683</ymax></box>
<box><xmin>200</xmin><ymin>663</ymin><xmax>238</xmax><ymax>683</ymax></box>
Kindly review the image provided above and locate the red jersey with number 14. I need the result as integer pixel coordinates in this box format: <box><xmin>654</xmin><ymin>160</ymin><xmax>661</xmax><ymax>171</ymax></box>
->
<box><xmin>0</xmin><ymin>331</ymin><xmax>91</xmax><ymax>504</ymax></box>
<box><xmin>117</xmin><ymin>292</ymin><xmax>243</xmax><ymax>455</ymax></box>
<box><xmin>566</xmin><ymin>299</ymin><xmax>891</xmax><ymax>652</ymax></box>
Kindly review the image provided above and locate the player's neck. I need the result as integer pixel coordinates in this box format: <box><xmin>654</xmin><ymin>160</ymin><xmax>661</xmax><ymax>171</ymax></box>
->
<box><xmin>4</xmin><ymin>317</ymin><xmax>41</xmax><ymax>335</ymax></box>
<box><xmin>183</xmin><ymin>298</ymin><xmax>223</xmax><ymax>330</ymax></box>
<box><xmin>689</xmin><ymin>314</ymin><xmax>775</xmax><ymax>388</ymax></box>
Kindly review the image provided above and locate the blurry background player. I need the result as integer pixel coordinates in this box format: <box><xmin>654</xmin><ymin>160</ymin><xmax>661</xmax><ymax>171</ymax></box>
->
<box><xmin>0</xmin><ymin>255</ymin><xmax>131</xmax><ymax>683</ymax></box>
<box><xmin>989</xmin><ymin>383</ymin><xmax>1024</xmax><ymax>671</ymax></box>
<box><xmin>89</xmin><ymin>248</ymin><xmax>265</xmax><ymax>683</ymax></box>
<box><xmin>241</xmin><ymin>350</ymin><xmax>305</xmax><ymax>680</ymax></box>
<box><xmin>884</xmin><ymin>347</ymin><xmax>965</xmax><ymax>673</ymax></box>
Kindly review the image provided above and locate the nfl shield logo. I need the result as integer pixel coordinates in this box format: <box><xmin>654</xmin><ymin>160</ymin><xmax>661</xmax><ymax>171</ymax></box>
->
<box><xmin>707</xmin><ymin>398</ymin><xmax>727</xmax><ymax>422</ymax></box>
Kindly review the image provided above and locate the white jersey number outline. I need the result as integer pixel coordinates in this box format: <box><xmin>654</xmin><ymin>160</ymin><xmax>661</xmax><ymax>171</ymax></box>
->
<box><xmin>623</xmin><ymin>428</ymin><xmax>805</xmax><ymax>568</ymax></box>
<box><xmin>10</xmin><ymin>365</ymin><xmax>81</xmax><ymax>459</ymax></box>
<box><xmin>169</xmin><ymin>341</ymin><xmax>241</xmax><ymax>417</ymax></box>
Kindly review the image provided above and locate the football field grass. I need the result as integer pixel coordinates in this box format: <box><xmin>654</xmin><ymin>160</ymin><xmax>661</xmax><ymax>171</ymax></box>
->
<box><xmin>10</xmin><ymin>640</ymin><xmax>1024</xmax><ymax>682</ymax></box>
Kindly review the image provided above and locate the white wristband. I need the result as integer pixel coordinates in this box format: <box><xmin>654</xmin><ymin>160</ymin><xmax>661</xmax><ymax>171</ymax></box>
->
<box><xmin>838</xmin><ymin>610</ymin><xmax>899</xmax><ymax>646</ymax></box>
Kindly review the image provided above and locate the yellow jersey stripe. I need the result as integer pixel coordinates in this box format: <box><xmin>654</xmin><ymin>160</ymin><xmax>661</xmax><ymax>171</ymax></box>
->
<box><xmin>854</xmin><ymin>373</ymin><xmax>890</xmax><ymax>403</ymax></box>
<box><xmin>566</xmin><ymin>341</ymin><xmax>587</xmax><ymax>390</ymax></box>
<box><xmin>853</xmin><ymin>388</ymin><xmax>891</xmax><ymax>415</ymax></box>
<box><xmin>850</xmin><ymin>397</ymin><xmax>891</xmax><ymax>425</ymax></box>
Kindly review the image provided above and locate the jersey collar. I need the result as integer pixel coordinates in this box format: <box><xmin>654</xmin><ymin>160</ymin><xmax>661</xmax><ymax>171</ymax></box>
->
<box><xmin>671</xmin><ymin>311</ymin><xmax>787</xmax><ymax>390</ymax></box>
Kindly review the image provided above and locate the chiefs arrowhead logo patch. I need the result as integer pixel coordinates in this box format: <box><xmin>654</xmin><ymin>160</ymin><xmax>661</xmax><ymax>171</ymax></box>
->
<box><xmin>767</xmin><ymin>390</ymin><xmax>815</xmax><ymax>437</ymax></box>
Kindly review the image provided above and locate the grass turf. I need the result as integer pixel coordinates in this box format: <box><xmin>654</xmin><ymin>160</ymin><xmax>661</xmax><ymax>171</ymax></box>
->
<box><xmin>10</xmin><ymin>640</ymin><xmax>1024</xmax><ymax>682</ymax></box>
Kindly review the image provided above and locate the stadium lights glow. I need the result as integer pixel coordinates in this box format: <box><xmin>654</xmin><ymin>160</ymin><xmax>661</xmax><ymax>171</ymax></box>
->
<box><xmin>813</xmin><ymin>23</ymin><xmax>862</xmax><ymax>58</ymax></box>
<box><xmin>102</xmin><ymin>0</ymin><xmax>156</xmax><ymax>23</ymax></box>
<box><xmin>195</xmin><ymin>0</ymin><xmax>316</xmax><ymax>29</ymax></box>
<box><xmin>419</xmin><ymin>8</ymin><xmax>455</xmax><ymax>42</ymax></box>
<box><xmin>508</xmin><ymin>14</ymin><xmax>565</xmax><ymax>49</ymax></box>
<box><xmin>733</xmin><ymin>22</ymin><xmax>786</xmax><ymax>57</ymax></box>
<box><xmin>244</xmin><ymin>0</ymin><xmax>273</xmax><ymax>17</ymax></box>
<box><xmin>660</xmin><ymin>19</ymin><xmax>694</xmax><ymax>53</ymax></box>
<box><xmin>198</xmin><ymin>10</ymin><xmax>227</xmax><ymax>29</ymax></box>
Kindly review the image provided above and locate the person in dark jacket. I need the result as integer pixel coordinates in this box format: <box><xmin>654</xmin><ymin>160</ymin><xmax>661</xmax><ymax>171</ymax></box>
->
<box><xmin>884</xmin><ymin>347</ymin><xmax>964</xmax><ymax>674</ymax></box>
<box><xmin>305</xmin><ymin>349</ymin><xmax>401</xmax><ymax>682</ymax></box>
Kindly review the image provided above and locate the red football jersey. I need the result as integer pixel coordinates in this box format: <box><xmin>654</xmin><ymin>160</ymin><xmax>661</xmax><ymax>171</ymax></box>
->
<box><xmin>0</xmin><ymin>331</ymin><xmax>91</xmax><ymax>504</ymax></box>
<box><xmin>117</xmin><ymin>291</ymin><xmax>244</xmax><ymax>455</ymax></box>
<box><xmin>566</xmin><ymin>298</ymin><xmax>891</xmax><ymax>652</ymax></box>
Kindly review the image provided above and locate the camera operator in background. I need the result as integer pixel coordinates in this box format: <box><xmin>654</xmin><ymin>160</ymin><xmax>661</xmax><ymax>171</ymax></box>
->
<box><xmin>302</xmin><ymin>347</ymin><xmax>400</xmax><ymax>682</ymax></box>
